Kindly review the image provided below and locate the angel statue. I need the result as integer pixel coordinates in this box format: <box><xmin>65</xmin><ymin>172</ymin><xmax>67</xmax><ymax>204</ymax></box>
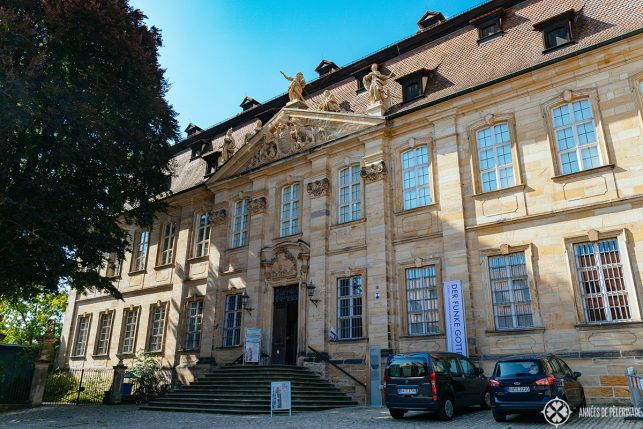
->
<box><xmin>362</xmin><ymin>63</ymin><xmax>396</xmax><ymax>106</ymax></box>
<box><xmin>222</xmin><ymin>127</ymin><xmax>236</xmax><ymax>162</ymax></box>
<box><xmin>280</xmin><ymin>70</ymin><xmax>306</xmax><ymax>103</ymax></box>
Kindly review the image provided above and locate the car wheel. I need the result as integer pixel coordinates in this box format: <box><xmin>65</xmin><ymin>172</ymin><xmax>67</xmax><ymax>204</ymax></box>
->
<box><xmin>389</xmin><ymin>409</ymin><xmax>405</xmax><ymax>419</ymax></box>
<box><xmin>437</xmin><ymin>396</ymin><xmax>455</xmax><ymax>421</ymax></box>
<box><xmin>480</xmin><ymin>390</ymin><xmax>491</xmax><ymax>409</ymax></box>
<box><xmin>492</xmin><ymin>410</ymin><xmax>507</xmax><ymax>422</ymax></box>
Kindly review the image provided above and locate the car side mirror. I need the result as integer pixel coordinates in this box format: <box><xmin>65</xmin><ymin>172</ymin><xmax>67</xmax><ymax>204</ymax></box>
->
<box><xmin>476</xmin><ymin>367</ymin><xmax>484</xmax><ymax>375</ymax></box>
<box><xmin>573</xmin><ymin>371</ymin><xmax>582</xmax><ymax>379</ymax></box>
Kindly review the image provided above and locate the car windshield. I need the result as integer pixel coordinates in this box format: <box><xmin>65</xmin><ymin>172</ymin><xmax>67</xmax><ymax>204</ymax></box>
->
<box><xmin>388</xmin><ymin>357</ymin><xmax>428</xmax><ymax>377</ymax></box>
<box><xmin>494</xmin><ymin>360</ymin><xmax>543</xmax><ymax>377</ymax></box>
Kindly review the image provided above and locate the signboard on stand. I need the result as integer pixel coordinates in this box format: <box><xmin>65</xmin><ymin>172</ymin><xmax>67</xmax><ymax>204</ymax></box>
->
<box><xmin>270</xmin><ymin>381</ymin><xmax>292</xmax><ymax>416</ymax></box>
<box><xmin>244</xmin><ymin>327</ymin><xmax>261</xmax><ymax>364</ymax></box>
<box><xmin>443</xmin><ymin>280</ymin><xmax>468</xmax><ymax>357</ymax></box>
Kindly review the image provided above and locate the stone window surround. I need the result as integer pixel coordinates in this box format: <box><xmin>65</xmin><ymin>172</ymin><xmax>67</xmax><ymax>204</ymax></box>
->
<box><xmin>331</xmin><ymin>267</ymin><xmax>368</xmax><ymax>341</ymax></box>
<box><xmin>542</xmin><ymin>88</ymin><xmax>612</xmax><ymax>178</ymax></box>
<box><xmin>274</xmin><ymin>176</ymin><xmax>303</xmax><ymax>240</ymax></box>
<box><xmin>480</xmin><ymin>243</ymin><xmax>544</xmax><ymax>333</ymax></box>
<box><xmin>630</xmin><ymin>71</ymin><xmax>643</xmax><ymax>126</ymax></box>
<box><xmin>129</xmin><ymin>229</ymin><xmax>150</xmax><ymax>274</ymax></box>
<box><xmin>71</xmin><ymin>313</ymin><xmax>93</xmax><ymax>358</ymax></box>
<box><xmin>92</xmin><ymin>309</ymin><xmax>115</xmax><ymax>357</ymax></box>
<box><xmin>467</xmin><ymin>113</ymin><xmax>524</xmax><ymax>196</ymax></box>
<box><xmin>231</xmin><ymin>198</ymin><xmax>250</xmax><ymax>249</ymax></box>
<box><xmin>337</xmin><ymin>163</ymin><xmax>363</xmax><ymax>225</ymax></box>
<box><xmin>145</xmin><ymin>300</ymin><xmax>170</xmax><ymax>354</ymax></box>
<box><xmin>391</xmin><ymin>135</ymin><xmax>437</xmax><ymax>213</ymax></box>
<box><xmin>221</xmin><ymin>292</ymin><xmax>244</xmax><ymax>348</ymax></box>
<box><xmin>180</xmin><ymin>295</ymin><xmax>204</xmax><ymax>353</ymax></box>
<box><xmin>563</xmin><ymin>229</ymin><xmax>641</xmax><ymax>326</ymax></box>
<box><xmin>397</xmin><ymin>257</ymin><xmax>444</xmax><ymax>337</ymax></box>
<box><xmin>156</xmin><ymin>218</ymin><xmax>178</xmax><ymax>268</ymax></box>
<box><xmin>190</xmin><ymin>206</ymin><xmax>213</xmax><ymax>259</ymax></box>
<box><xmin>104</xmin><ymin>252</ymin><xmax>122</xmax><ymax>278</ymax></box>
<box><xmin>118</xmin><ymin>305</ymin><xmax>141</xmax><ymax>356</ymax></box>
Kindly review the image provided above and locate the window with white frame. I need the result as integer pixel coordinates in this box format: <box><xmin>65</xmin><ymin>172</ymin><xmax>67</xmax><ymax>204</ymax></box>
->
<box><xmin>401</xmin><ymin>146</ymin><xmax>431</xmax><ymax>210</ymax></box>
<box><xmin>337</xmin><ymin>275</ymin><xmax>363</xmax><ymax>339</ymax></box>
<box><xmin>72</xmin><ymin>315</ymin><xmax>91</xmax><ymax>357</ymax></box>
<box><xmin>183</xmin><ymin>300</ymin><xmax>203</xmax><ymax>350</ymax></box>
<box><xmin>232</xmin><ymin>199</ymin><xmax>249</xmax><ymax>248</ymax></box>
<box><xmin>280</xmin><ymin>184</ymin><xmax>300</xmax><ymax>237</ymax></box>
<box><xmin>120</xmin><ymin>308</ymin><xmax>139</xmax><ymax>354</ymax></box>
<box><xmin>194</xmin><ymin>212</ymin><xmax>211</xmax><ymax>257</ymax></box>
<box><xmin>574</xmin><ymin>239</ymin><xmax>632</xmax><ymax>323</ymax></box>
<box><xmin>406</xmin><ymin>266</ymin><xmax>440</xmax><ymax>335</ymax></box>
<box><xmin>105</xmin><ymin>253</ymin><xmax>121</xmax><ymax>278</ymax></box>
<box><xmin>223</xmin><ymin>294</ymin><xmax>242</xmax><ymax>347</ymax></box>
<box><xmin>147</xmin><ymin>304</ymin><xmax>167</xmax><ymax>352</ymax></box>
<box><xmin>94</xmin><ymin>311</ymin><xmax>114</xmax><ymax>355</ymax></box>
<box><xmin>488</xmin><ymin>252</ymin><xmax>534</xmax><ymax>329</ymax></box>
<box><xmin>159</xmin><ymin>223</ymin><xmax>176</xmax><ymax>266</ymax></box>
<box><xmin>132</xmin><ymin>230</ymin><xmax>149</xmax><ymax>271</ymax></box>
<box><xmin>476</xmin><ymin>122</ymin><xmax>515</xmax><ymax>192</ymax></box>
<box><xmin>339</xmin><ymin>165</ymin><xmax>362</xmax><ymax>224</ymax></box>
<box><xmin>551</xmin><ymin>99</ymin><xmax>601</xmax><ymax>175</ymax></box>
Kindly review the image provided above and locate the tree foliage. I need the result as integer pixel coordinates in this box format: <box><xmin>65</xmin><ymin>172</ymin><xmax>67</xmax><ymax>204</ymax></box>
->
<box><xmin>0</xmin><ymin>0</ymin><xmax>178</xmax><ymax>300</ymax></box>
<box><xmin>0</xmin><ymin>290</ymin><xmax>68</xmax><ymax>345</ymax></box>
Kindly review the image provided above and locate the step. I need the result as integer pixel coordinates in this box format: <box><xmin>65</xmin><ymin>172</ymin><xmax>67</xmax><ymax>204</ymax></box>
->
<box><xmin>139</xmin><ymin>405</ymin><xmax>353</xmax><ymax>414</ymax></box>
<box><xmin>148</xmin><ymin>398</ymin><xmax>356</xmax><ymax>407</ymax></box>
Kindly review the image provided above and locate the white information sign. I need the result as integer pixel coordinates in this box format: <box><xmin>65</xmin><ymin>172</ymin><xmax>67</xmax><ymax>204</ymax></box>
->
<box><xmin>270</xmin><ymin>381</ymin><xmax>292</xmax><ymax>416</ymax></box>
<box><xmin>244</xmin><ymin>327</ymin><xmax>261</xmax><ymax>364</ymax></box>
<box><xmin>443</xmin><ymin>280</ymin><xmax>468</xmax><ymax>357</ymax></box>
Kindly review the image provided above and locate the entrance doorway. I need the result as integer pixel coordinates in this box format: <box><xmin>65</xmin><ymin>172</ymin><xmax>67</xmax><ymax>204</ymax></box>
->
<box><xmin>271</xmin><ymin>285</ymin><xmax>298</xmax><ymax>365</ymax></box>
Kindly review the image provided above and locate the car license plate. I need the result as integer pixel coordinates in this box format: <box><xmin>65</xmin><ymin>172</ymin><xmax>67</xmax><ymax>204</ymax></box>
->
<box><xmin>507</xmin><ymin>386</ymin><xmax>530</xmax><ymax>393</ymax></box>
<box><xmin>398</xmin><ymin>388</ymin><xmax>418</xmax><ymax>395</ymax></box>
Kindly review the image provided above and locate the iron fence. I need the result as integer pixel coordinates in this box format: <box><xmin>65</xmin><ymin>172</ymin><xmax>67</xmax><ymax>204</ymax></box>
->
<box><xmin>43</xmin><ymin>368</ymin><xmax>114</xmax><ymax>405</ymax></box>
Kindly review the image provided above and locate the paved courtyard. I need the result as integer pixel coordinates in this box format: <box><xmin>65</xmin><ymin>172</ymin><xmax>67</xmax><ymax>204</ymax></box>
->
<box><xmin>1</xmin><ymin>405</ymin><xmax>642</xmax><ymax>429</ymax></box>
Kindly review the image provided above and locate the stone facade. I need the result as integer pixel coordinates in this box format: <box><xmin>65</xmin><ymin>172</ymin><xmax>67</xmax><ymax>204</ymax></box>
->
<box><xmin>58</xmin><ymin>0</ymin><xmax>643</xmax><ymax>406</ymax></box>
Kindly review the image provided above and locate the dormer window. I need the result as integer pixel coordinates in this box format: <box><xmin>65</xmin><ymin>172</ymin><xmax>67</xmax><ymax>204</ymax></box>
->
<box><xmin>395</xmin><ymin>69</ymin><xmax>432</xmax><ymax>103</ymax></box>
<box><xmin>534</xmin><ymin>9</ymin><xmax>576</xmax><ymax>53</ymax></box>
<box><xmin>190</xmin><ymin>144</ymin><xmax>202</xmax><ymax>160</ymax></box>
<box><xmin>204</xmin><ymin>153</ymin><xmax>218</xmax><ymax>176</ymax></box>
<box><xmin>470</xmin><ymin>8</ymin><xmax>504</xmax><ymax>43</ymax></box>
<box><xmin>352</xmin><ymin>66</ymin><xmax>371</xmax><ymax>94</ymax></box>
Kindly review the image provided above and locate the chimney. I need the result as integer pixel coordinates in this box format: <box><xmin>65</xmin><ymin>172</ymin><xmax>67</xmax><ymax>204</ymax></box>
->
<box><xmin>315</xmin><ymin>59</ymin><xmax>340</xmax><ymax>77</ymax></box>
<box><xmin>417</xmin><ymin>11</ymin><xmax>445</xmax><ymax>32</ymax></box>
<box><xmin>240</xmin><ymin>96</ymin><xmax>261</xmax><ymax>112</ymax></box>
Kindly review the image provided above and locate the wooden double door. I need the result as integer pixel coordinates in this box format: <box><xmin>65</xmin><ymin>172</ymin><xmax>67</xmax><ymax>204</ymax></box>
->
<box><xmin>271</xmin><ymin>285</ymin><xmax>298</xmax><ymax>365</ymax></box>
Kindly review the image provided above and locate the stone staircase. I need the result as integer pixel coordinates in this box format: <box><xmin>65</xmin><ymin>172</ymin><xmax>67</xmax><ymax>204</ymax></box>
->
<box><xmin>140</xmin><ymin>365</ymin><xmax>358</xmax><ymax>414</ymax></box>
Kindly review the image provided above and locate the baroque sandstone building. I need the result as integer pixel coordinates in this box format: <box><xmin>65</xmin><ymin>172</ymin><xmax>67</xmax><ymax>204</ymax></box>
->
<box><xmin>58</xmin><ymin>0</ymin><xmax>643</xmax><ymax>405</ymax></box>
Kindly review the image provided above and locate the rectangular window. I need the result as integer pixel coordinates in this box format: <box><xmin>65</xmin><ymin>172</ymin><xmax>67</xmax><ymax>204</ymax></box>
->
<box><xmin>545</xmin><ymin>25</ymin><xmax>571</xmax><ymax>50</ymax></box>
<box><xmin>574</xmin><ymin>239</ymin><xmax>631</xmax><ymax>323</ymax></box>
<box><xmin>73</xmin><ymin>315</ymin><xmax>91</xmax><ymax>357</ymax></box>
<box><xmin>401</xmin><ymin>146</ymin><xmax>431</xmax><ymax>210</ymax></box>
<box><xmin>223</xmin><ymin>295</ymin><xmax>242</xmax><ymax>347</ymax></box>
<box><xmin>488</xmin><ymin>252</ymin><xmax>534</xmax><ymax>329</ymax></box>
<box><xmin>148</xmin><ymin>304</ymin><xmax>167</xmax><ymax>352</ymax></box>
<box><xmin>406</xmin><ymin>266</ymin><xmax>440</xmax><ymax>335</ymax></box>
<box><xmin>476</xmin><ymin>122</ymin><xmax>515</xmax><ymax>192</ymax></box>
<box><xmin>280</xmin><ymin>184</ymin><xmax>300</xmax><ymax>237</ymax></box>
<box><xmin>120</xmin><ymin>308</ymin><xmax>139</xmax><ymax>354</ymax></box>
<box><xmin>94</xmin><ymin>312</ymin><xmax>114</xmax><ymax>355</ymax></box>
<box><xmin>159</xmin><ymin>223</ymin><xmax>176</xmax><ymax>266</ymax></box>
<box><xmin>403</xmin><ymin>81</ymin><xmax>421</xmax><ymax>102</ymax></box>
<box><xmin>105</xmin><ymin>253</ymin><xmax>121</xmax><ymax>278</ymax></box>
<box><xmin>132</xmin><ymin>230</ymin><xmax>149</xmax><ymax>272</ymax></box>
<box><xmin>194</xmin><ymin>212</ymin><xmax>211</xmax><ymax>257</ymax></box>
<box><xmin>337</xmin><ymin>275</ymin><xmax>363</xmax><ymax>339</ymax></box>
<box><xmin>338</xmin><ymin>165</ymin><xmax>362</xmax><ymax>224</ymax></box>
<box><xmin>183</xmin><ymin>300</ymin><xmax>204</xmax><ymax>350</ymax></box>
<box><xmin>552</xmin><ymin>99</ymin><xmax>601</xmax><ymax>175</ymax></box>
<box><xmin>232</xmin><ymin>199</ymin><xmax>249</xmax><ymax>248</ymax></box>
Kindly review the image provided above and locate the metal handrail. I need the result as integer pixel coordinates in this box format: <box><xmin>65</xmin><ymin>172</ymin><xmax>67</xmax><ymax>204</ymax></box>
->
<box><xmin>307</xmin><ymin>345</ymin><xmax>366</xmax><ymax>389</ymax></box>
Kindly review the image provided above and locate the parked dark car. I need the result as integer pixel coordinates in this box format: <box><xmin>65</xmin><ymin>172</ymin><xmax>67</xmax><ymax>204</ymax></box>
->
<box><xmin>384</xmin><ymin>351</ymin><xmax>489</xmax><ymax>420</ymax></box>
<box><xmin>488</xmin><ymin>354</ymin><xmax>586</xmax><ymax>422</ymax></box>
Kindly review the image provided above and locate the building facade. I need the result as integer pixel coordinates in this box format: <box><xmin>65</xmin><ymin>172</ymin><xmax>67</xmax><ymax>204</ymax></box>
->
<box><xmin>58</xmin><ymin>0</ymin><xmax>643</xmax><ymax>405</ymax></box>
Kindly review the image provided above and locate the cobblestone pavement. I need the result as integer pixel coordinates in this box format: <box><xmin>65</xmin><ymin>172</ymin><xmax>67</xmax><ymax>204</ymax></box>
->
<box><xmin>1</xmin><ymin>405</ymin><xmax>641</xmax><ymax>429</ymax></box>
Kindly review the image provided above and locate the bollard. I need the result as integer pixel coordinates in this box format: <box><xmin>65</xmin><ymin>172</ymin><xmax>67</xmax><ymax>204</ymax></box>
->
<box><xmin>110</xmin><ymin>359</ymin><xmax>127</xmax><ymax>405</ymax></box>
<box><xmin>625</xmin><ymin>367</ymin><xmax>643</xmax><ymax>421</ymax></box>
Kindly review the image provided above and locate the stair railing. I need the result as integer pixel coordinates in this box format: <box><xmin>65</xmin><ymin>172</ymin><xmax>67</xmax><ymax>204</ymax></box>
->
<box><xmin>307</xmin><ymin>346</ymin><xmax>366</xmax><ymax>389</ymax></box>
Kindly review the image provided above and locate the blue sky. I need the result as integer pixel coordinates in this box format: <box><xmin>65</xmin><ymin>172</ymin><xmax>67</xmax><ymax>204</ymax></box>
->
<box><xmin>129</xmin><ymin>0</ymin><xmax>483</xmax><ymax>137</ymax></box>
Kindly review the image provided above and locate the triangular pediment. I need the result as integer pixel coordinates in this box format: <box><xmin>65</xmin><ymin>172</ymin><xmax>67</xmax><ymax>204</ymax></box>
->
<box><xmin>208</xmin><ymin>108</ymin><xmax>384</xmax><ymax>182</ymax></box>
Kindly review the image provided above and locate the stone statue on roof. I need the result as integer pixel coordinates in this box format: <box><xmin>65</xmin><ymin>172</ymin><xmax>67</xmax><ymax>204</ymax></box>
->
<box><xmin>280</xmin><ymin>70</ymin><xmax>306</xmax><ymax>103</ymax></box>
<box><xmin>244</xmin><ymin>119</ymin><xmax>263</xmax><ymax>144</ymax></box>
<box><xmin>363</xmin><ymin>63</ymin><xmax>395</xmax><ymax>106</ymax></box>
<box><xmin>222</xmin><ymin>127</ymin><xmax>236</xmax><ymax>162</ymax></box>
<box><xmin>318</xmin><ymin>90</ymin><xmax>341</xmax><ymax>112</ymax></box>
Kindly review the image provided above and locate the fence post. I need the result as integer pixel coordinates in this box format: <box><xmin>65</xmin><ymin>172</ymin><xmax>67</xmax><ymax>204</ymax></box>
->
<box><xmin>110</xmin><ymin>358</ymin><xmax>127</xmax><ymax>404</ymax></box>
<box><xmin>29</xmin><ymin>321</ymin><xmax>56</xmax><ymax>407</ymax></box>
